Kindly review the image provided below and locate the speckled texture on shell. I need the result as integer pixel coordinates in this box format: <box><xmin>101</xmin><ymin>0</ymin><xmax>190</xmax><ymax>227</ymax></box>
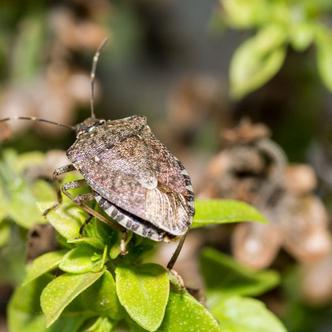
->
<box><xmin>67</xmin><ymin>115</ymin><xmax>195</xmax><ymax>240</ymax></box>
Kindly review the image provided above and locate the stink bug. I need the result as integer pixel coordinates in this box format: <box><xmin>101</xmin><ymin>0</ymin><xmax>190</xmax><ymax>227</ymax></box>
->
<box><xmin>0</xmin><ymin>38</ymin><xmax>194</xmax><ymax>268</ymax></box>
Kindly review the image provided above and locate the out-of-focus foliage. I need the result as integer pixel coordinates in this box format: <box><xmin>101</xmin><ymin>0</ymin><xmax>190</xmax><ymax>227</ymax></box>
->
<box><xmin>219</xmin><ymin>0</ymin><xmax>332</xmax><ymax>97</ymax></box>
<box><xmin>200</xmin><ymin>248</ymin><xmax>280</xmax><ymax>298</ymax></box>
<box><xmin>0</xmin><ymin>149</ymin><xmax>55</xmax><ymax>252</ymax></box>
<box><xmin>211</xmin><ymin>296</ymin><xmax>287</xmax><ymax>332</ymax></box>
<box><xmin>0</xmin><ymin>149</ymin><xmax>57</xmax><ymax>285</ymax></box>
<box><xmin>200</xmin><ymin>248</ymin><xmax>286</xmax><ymax>332</ymax></box>
<box><xmin>0</xmin><ymin>150</ymin><xmax>55</xmax><ymax>230</ymax></box>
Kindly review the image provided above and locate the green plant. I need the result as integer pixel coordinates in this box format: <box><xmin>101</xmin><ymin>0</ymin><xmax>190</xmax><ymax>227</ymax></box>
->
<box><xmin>5</xmin><ymin>161</ymin><xmax>286</xmax><ymax>331</ymax></box>
<box><xmin>219</xmin><ymin>0</ymin><xmax>332</xmax><ymax>98</ymax></box>
<box><xmin>0</xmin><ymin>150</ymin><xmax>56</xmax><ymax>285</ymax></box>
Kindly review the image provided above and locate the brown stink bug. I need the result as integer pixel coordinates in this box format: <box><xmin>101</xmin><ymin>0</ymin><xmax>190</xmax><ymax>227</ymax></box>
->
<box><xmin>0</xmin><ymin>39</ymin><xmax>195</xmax><ymax>268</ymax></box>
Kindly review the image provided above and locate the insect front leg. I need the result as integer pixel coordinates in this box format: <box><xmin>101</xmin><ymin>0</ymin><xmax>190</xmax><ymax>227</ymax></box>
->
<box><xmin>166</xmin><ymin>234</ymin><xmax>187</xmax><ymax>289</ymax></box>
<box><xmin>79</xmin><ymin>215</ymin><xmax>93</xmax><ymax>235</ymax></box>
<box><xmin>62</xmin><ymin>180</ymin><xmax>124</xmax><ymax>232</ymax></box>
<box><xmin>61</xmin><ymin>181</ymin><xmax>96</xmax><ymax>234</ymax></box>
<box><xmin>120</xmin><ymin>230</ymin><xmax>131</xmax><ymax>256</ymax></box>
<box><xmin>167</xmin><ymin>233</ymin><xmax>187</xmax><ymax>270</ymax></box>
<box><xmin>42</xmin><ymin>164</ymin><xmax>76</xmax><ymax>216</ymax></box>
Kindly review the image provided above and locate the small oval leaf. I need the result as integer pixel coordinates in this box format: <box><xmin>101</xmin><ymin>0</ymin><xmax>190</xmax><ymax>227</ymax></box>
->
<box><xmin>290</xmin><ymin>22</ymin><xmax>314</xmax><ymax>51</ymax></box>
<box><xmin>211</xmin><ymin>296</ymin><xmax>287</xmax><ymax>332</ymax></box>
<box><xmin>222</xmin><ymin>0</ymin><xmax>268</xmax><ymax>28</ymax></box>
<box><xmin>8</xmin><ymin>274</ymin><xmax>52</xmax><ymax>332</ymax></box>
<box><xmin>81</xmin><ymin>270</ymin><xmax>123</xmax><ymax>320</ymax></box>
<box><xmin>201</xmin><ymin>248</ymin><xmax>280</xmax><ymax>297</ymax></box>
<box><xmin>68</xmin><ymin>236</ymin><xmax>104</xmax><ymax>250</ymax></box>
<box><xmin>85</xmin><ymin>317</ymin><xmax>114</xmax><ymax>332</ymax></box>
<box><xmin>316</xmin><ymin>28</ymin><xmax>332</xmax><ymax>92</ymax></box>
<box><xmin>230</xmin><ymin>25</ymin><xmax>286</xmax><ymax>98</ymax></box>
<box><xmin>193</xmin><ymin>199</ymin><xmax>268</xmax><ymax>228</ymax></box>
<box><xmin>0</xmin><ymin>220</ymin><xmax>10</xmax><ymax>247</ymax></box>
<box><xmin>158</xmin><ymin>290</ymin><xmax>220</xmax><ymax>332</ymax></box>
<box><xmin>37</xmin><ymin>202</ymin><xmax>86</xmax><ymax>240</ymax></box>
<box><xmin>59</xmin><ymin>245</ymin><xmax>103</xmax><ymax>274</ymax></box>
<box><xmin>41</xmin><ymin>271</ymin><xmax>104</xmax><ymax>327</ymax></box>
<box><xmin>116</xmin><ymin>263</ymin><xmax>169</xmax><ymax>331</ymax></box>
<box><xmin>23</xmin><ymin>250</ymin><xmax>66</xmax><ymax>285</ymax></box>
<box><xmin>0</xmin><ymin>150</ymin><xmax>55</xmax><ymax>228</ymax></box>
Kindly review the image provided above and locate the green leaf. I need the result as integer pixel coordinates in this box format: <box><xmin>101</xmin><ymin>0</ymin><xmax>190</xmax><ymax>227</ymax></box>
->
<box><xmin>0</xmin><ymin>150</ymin><xmax>54</xmax><ymax>228</ymax></box>
<box><xmin>316</xmin><ymin>28</ymin><xmax>332</xmax><ymax>92</ymax></box>
<box><xmin>59</xmin><ymin>245</ymin><xmax>104</xmax><ymax>274</ymax></box>
<box><xmin>211</xmin><ymin>296</ymin><xmax>287</xmax><ymax>332</ymax></box>
<box><xmin>158</xmin><ymin>289</ymin><xmax>220</xmax><ymax>332</ymax></box>
<box><xmin>38</xmin><ymin>202</ymin><xmax>87</xmax><ymax>240</ymax></box>
<box><xmin>80</xmin><ymin>270</ymin><xmax>123</xmax><ymax>320</ymax></box>
<box><xmin>12</xmin><ymin>14</ymin><xmax>45</xmax><ymax>81</ymax></box>
<box><xmin>83</xmin><ymin>216</ymin><xmax>111</xmax><ymax>240</ymax></box>
<box><xmin>33</xmin><ymin>180</ymin><xmax>57</xmax><ymax>202</ymax></box>
<box><xmin>290</xmin><ymin>22</ymin><xmax>314</xmax><ymax>51</ymax></box>
<box><xmin>193</xmin><ymin>199</ymin><xmax>267</xmax><ymax>228</ymax></box>
<box><xmin>68</xmin><ymin>236</ymin><xmax>105</xmax><ymax>250</ymax></box>
<box><xmin>0</xmin><ymin>219</ymin><xmax>10</xmax><ymax>247</ymax></box>
<box><xmin>8</xmin><ymin>274</ymin><xmax>52</xmax><ymax>332</ymax></box>
<box><xmin>9</xmin><ymin>274</ymin><xmax>88</xmax><ymax>332</ymax></box>
<box><xmin>85</xmin><ymin>317</ymin><xmax>114</xmax><ymax>332</ymax></box>
<box><xmin>23</xmin><ymin>250</ymin><xmax>66</xmax><ymax>285</ymax></box>
<box><xmin>49</xmin><ymin>316</ymin><xmax>87</xmax><ymax>332</ymax></box>
<box><xmin>10</xmin><ymin>273</ymin><xmax>91</xmax><ymax>332</ymax></box>
<box><xmin>7</xmin><ymin>189</ymin><xmax>43</xmax><ymax>228</ymax></box>
<box><xmin>0</xmin><ymin>225</ymin><xmax>26</xmax><ymax>285</ymax></box>
<box><xmin>0</xmin><ymin>198</ymin><xmax>6</xmax><ymax>222</ymax></box>
<box><xmin>201</xmin><ymin>248</ymin><xmax>280</xmax><ymax>298</ymax></box>
<box><xmin>222</xmin><ymin>0</ymin><xmax>268</xmax><ymax>28</ymax></box>
<box><xmin>69</xmin><ymin>216</ymin><xmax>114</xmax><ymax>250</ymax></box>
<box><xmin>15</xmin><ymin>151</ymin><xmax>45</xmax><ymax>172</ymax></box>
<box><xmin>230</xmin><ymin>25</ymin><xmax>286</xmax><ymax>98</ymax></box>
<box><xmin>40</xmin><ymin>271</ymin><xmax>104</xmax><ymax>327</ymax></box>
<box><xmin>116</xmin><ymin>263</ymin><xmax>169</xmax><ymax>331</ymax></box>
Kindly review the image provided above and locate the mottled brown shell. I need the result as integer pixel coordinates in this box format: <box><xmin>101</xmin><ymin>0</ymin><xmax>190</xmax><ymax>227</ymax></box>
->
<box><xmin>67</xmin><ymin>116</ymin><xmax>194</xmax><ymax>238</ymax></box>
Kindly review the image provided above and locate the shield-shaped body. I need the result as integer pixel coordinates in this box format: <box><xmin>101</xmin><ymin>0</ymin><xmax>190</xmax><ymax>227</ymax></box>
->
<box><xmin>67</xmin><ymin>116</ymin><xmax>195</xmax><ymax>241</ymax></box>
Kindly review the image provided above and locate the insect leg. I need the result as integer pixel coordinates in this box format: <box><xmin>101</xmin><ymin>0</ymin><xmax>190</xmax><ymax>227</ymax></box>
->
<box><xmin>120</xmin><ymin>230</ymin><xmax>132</xmax><ymax>256</ymax></box>
<box><xmin>42</xmin><ymin>164</ymin><xmax>77</xmax><ymax>216</ymax></box>
<box><xmin>167</xmin><ymin>233</ymin><xmax>187</xmax><ymax>270</ymax></box>
<box><xmin>61</xmin><ymin>181</ymin><xmax>124</xmax><ymax>232</ymax></box>
<box><xmin>79</xmin><ymin>215</ymin><xmax>93</xmax><ymax>235</ymax></box>
<box><xmin>53</xmin><ymin>164</ymin><xmax>77</xmax><ymax>175</ymax></box>
<box><xmin>62</xmin><ymin>179</ymin><xmax>86</xmax><ymax>192</ymax></box>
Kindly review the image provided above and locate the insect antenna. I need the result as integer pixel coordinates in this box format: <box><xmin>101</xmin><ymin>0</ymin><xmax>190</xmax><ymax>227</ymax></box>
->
<box><xmin>0</xmin><ymin>116</ymin><xmax>75</xmax><ymax>131</ymax></box>
<box><xmin>90</xmin><ymin>37</ymin><xmax>109</xmax><ymax>119</ymax></box>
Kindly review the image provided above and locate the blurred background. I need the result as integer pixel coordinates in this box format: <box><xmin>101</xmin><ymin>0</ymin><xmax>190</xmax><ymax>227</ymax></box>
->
<box><xmin>1</xmin><ymin>0</ymin><xmax>332</xmax><ymax>331</ymax></box>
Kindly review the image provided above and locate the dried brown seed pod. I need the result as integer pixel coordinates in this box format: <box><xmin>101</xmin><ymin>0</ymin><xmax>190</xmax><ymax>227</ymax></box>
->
<box><xmin>232</xmin><ymin>222</ymin><xmax>283</xmax><ymax>269</ymax></box>
<box><xmin>282</xmin><ymin>196</ymin><xmax>331</xmax><ymax>262</ymax></box>
<box><xmin>0</xmin><ymin>87</ymin><xmax>35</xmax><ymax>132</ymax></box>
<box><xmin>223</xmin><ymin>118</ymin><xmax>270</xmax><ymax>144</ymax></box>
<box><xmin>302</xmin><ymin>254</ymin><xmax>332</xmax><ymax>305</ymax></box>
<box><xmin>284</xmin><ymin>164</ymin><xmax>317</xmax><ymax>195</ymax></box>
<box><xmin>50</xmin><ymin>8</ymin><xmax>108</xmax><ymax>50</ymax></box>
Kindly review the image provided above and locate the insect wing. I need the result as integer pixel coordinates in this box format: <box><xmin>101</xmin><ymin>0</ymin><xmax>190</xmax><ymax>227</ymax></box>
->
<box><xmin>67</xmin><ymin>123</ymin><xmax>194</xmax><ymax>236</ymax></box>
